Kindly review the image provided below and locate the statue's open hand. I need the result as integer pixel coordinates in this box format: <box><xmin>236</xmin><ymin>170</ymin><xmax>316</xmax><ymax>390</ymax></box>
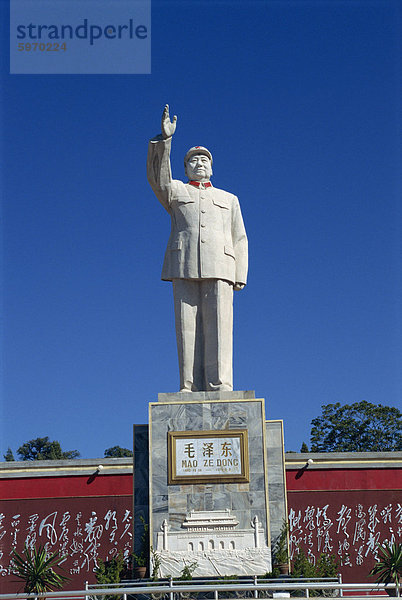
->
<box><xmin>234</xmin><ymin>283</ymin><xmax>245</xmax><ymax>291</ymax></box>
<box><xmin>161</xmin><ymin>104</ymin><xmax>177</xmax><ymax>139</ymax></box>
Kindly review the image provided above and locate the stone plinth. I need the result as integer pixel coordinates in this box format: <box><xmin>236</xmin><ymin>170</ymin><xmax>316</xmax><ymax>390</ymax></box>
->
<box><xmin>148</xmin><ymin>392</ymin><xmax>273</xmax><ymax>576</ymax></box>
<box><xmin>133</xmin><ymin>391</ymin><xmax>287</xmax><ymax>577</ymax></box>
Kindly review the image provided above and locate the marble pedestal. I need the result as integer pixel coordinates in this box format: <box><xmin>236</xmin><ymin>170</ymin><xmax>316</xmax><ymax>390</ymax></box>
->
<box><xmin>135</xmin><ymin>391</ymin><xmax>287</xmax><ymax>577</ymax></box>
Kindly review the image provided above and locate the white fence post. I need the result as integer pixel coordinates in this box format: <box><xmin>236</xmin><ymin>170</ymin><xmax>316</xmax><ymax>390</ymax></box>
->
<box><xmin>338</xmin><ymin>573</ymin><xmax>343</xmax><ymax>597</ymax></box>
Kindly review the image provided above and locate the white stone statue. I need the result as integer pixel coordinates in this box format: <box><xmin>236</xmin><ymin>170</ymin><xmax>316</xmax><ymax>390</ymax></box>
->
<box><xmin>147</xmin><ymin>105</ymin><xmax>248</xmax><ymax>392</ymax></box>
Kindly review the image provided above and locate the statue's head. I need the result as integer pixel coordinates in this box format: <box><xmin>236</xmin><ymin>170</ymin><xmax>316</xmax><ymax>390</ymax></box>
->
<box><xmin>184</xmin><ymin>146</ymin><xmax>213</xmax><ymax>182</ymax></box>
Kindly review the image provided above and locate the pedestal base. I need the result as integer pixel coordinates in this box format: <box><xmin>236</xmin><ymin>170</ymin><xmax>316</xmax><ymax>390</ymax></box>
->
<box><xmin>133</xmin><ymin>391</ymin><xmax>287</xmax><ymax>577</ymax></box>
<box><xmin>148</xmin><ymin>392</ymin><xmax>280</xmax><ymax>577</ymax></box>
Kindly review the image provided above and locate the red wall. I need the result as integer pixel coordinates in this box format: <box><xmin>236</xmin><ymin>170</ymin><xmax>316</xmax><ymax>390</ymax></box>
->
<box><xmin>286</xmin><ymin>468</ymin><xmax>402</xmax><ymax>584</ymax></box>
<box><xmin>0</xmin><ymin>467</ymin><xmax>401</xmax><ymax>592</ymax></box>
<box><xmin>0</xmin><ymin>474</ymin><xmax>133</xmax><ymax>594</ymax></box>
<box><xmin>0</xmin><ymin>473</ymin><xmax>132</xmax><ymax>499</ymax></box>
<box><xmin>286</xmin><ymin>468</ymin><xmax>401</xmax><ymax>492</ymax></box>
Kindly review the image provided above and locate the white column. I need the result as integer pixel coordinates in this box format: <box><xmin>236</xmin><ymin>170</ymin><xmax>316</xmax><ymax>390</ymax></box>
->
<box><xmin>252</xmin><ymin>515</ymin><xmax>260</xmax><ymax>548</ymax></box>
<box><xmin>162</xmin><ymin>519</ymin><xmax>169</xmax><ymax>550</ymax></box>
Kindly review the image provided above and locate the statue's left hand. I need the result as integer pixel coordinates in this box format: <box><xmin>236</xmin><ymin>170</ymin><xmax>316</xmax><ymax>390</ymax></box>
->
<box><xmin>234</xmin><ymin>283</ymin><xmax>245</xmax><ymax>291</ymax></box>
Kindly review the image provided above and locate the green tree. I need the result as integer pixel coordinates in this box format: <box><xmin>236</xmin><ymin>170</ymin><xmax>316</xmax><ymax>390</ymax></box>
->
<box><xmin>104</xmin><ymin>446</ymin><xmax>133</xmax><ymax>458</ymax></box>
<box><xmin>291</xmin><ymin>550</ymin><xmax>340</xmax><ymax>596</ymax></box>
<box><xmin>12</xmin><ymin>544</ymin><xmax>69</xmax><ymax>593</ymax></box>
<box><xmin>177</xmin><ymin>561</ymin><xmax>198</xmax><ymax>580</ymax></box>
<box><xmin>273</xmin><ymin>520</ymin><xmax>289</xmax><ymax>567</ymax></box>
<box><xmin>94</xmin><ymin>552</ymin><xmax>129</xmax><ymax>599</ymax></box>
<box><xmin>4</xmin><ymin>447</ymin><xmax>15</xmax><ymax>461</ymax></box>
<box><xmin>95</xmin><ymin>552</ymin><xmax>126</xmax><ymax>585</ymax></box>
<box><xmin>17</xmin><ymin>437</ymin><xmax>80</xmax><ymax>461</ymax></box>
<box><xmin>300</xmin><ymin>442</ymin><xmax>309</xmax><ymax>453</ymax></box>
<box><xmin>310</xmin><ymin>401</ymin><xmax>402</xmax><ymax>452</ymax></box>
<box><xmin>291</xmin><ymin>550</ymin><xmax>319</xmax><ymax>579</ymax></box>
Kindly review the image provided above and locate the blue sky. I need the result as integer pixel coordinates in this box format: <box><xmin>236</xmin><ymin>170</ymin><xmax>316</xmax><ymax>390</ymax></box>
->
<box><xmin>1</xmin><ymin>0</ymin><xmax>401</xmax><ymax>459</ymax></box>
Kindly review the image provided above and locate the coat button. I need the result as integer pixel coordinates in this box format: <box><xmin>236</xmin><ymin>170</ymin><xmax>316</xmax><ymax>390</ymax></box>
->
<box><xmin>201</xmin><ymin>239</ymin><xmax>205</xmax><ymax>243</ymax></box>
<box><xmin>201</xmin><ymin>223</ymin><xmax>206</xmax><ymax>228</ymax></box>
<box><xmin>201</xmin><ymin>209</ymin><xmax>206</xmax><ymax>213</ymax></box>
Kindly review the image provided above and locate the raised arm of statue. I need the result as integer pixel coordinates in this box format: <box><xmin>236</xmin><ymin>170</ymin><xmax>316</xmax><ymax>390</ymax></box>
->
<box><xmin>161</xmin><ymin>104</ymin><xmax>177</xmax><ymax>139</ymax></box>
<box><xmin>147</xmin><ymin>105</ymin><xmax>177</xmax><ymax>211</ymax></box>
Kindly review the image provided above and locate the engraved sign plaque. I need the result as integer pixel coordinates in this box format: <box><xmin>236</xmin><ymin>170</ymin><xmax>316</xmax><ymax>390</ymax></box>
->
<box><xmin>168</xmin><ymin>429</ymin><xmax>249</xmax><ymax>484</ymax></box>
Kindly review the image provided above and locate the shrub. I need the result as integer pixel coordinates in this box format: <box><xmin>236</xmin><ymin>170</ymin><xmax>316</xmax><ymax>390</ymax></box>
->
<box><xmin>12</xmin><ymin>544</ymin><xmax>69</xmax><ymax>594</ymax></box>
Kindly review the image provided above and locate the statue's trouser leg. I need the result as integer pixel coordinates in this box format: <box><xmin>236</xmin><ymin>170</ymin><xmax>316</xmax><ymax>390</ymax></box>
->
<box><xmin>200</xmin><ymin>279</ymin><xmax>233</xmax><ymax>391</ymax></box>
<box><xmin>173</xmin><ymin>279</ymin><xmax>204</xmax><ymax>392</ymax></box>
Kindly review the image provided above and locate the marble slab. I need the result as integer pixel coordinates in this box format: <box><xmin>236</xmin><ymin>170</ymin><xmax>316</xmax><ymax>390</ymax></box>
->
<box><xmin>149</xmin><ymin>397</ymin><xmax>271</xmax><ymax>575</ymax></box>
<box><xmin>133</xmin><ymin>396</ymin><xmax>288</xmax><ymax>576</ymax></box>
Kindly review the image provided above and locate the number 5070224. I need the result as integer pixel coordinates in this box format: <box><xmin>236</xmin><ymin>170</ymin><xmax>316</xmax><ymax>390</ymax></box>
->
<box><xmin>18</xmin><ymin>42</ymin><xmax>67</xmax><ymax>51</ymax></box>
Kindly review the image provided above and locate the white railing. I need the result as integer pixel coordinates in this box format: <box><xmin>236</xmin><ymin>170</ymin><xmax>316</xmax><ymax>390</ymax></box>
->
<box><xmin>85</xmin><ymin>576</ymin><xmax>342</xmax><ymax>599</ymax></box>
<box><xmin>0</xmin><ymin>578</ymin><xmax>399</xmax><ymax>600</ymax></box>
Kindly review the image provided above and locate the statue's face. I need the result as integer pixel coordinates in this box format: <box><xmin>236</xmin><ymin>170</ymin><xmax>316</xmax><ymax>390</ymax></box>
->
<box><xmin>185</xmin><ymin>154</ymin><xmax>212</xmax><ymax>182</ymax></box>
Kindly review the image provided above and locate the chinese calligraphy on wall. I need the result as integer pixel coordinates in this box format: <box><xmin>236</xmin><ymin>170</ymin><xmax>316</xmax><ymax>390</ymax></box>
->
<box><xmin>0</xmin><ymin>497</ymin><xmax>132</xmax><ymax>592</ymax></box>
<box><xmin>288</xmin><ymin>490</ymin><xmax>402</xmax><ymax>583</ymax></box>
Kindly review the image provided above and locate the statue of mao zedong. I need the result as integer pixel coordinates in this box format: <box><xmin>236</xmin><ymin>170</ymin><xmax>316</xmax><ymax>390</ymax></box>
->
<box><xmin>147</xmin><ymin>105</ymin><xmax>248</xmax><ymax>392</ymax></box>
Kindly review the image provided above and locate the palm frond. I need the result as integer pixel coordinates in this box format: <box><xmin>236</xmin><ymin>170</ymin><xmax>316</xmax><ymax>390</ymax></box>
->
<box><xmin>369</xmin><ymin>542</ymin><xmax>402</xmax><ymax>586</ymax></box>
<box><xmin>12</xmin><ymin>545</ymin><xmax>69</xmax><ymax>594</ymax></box>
